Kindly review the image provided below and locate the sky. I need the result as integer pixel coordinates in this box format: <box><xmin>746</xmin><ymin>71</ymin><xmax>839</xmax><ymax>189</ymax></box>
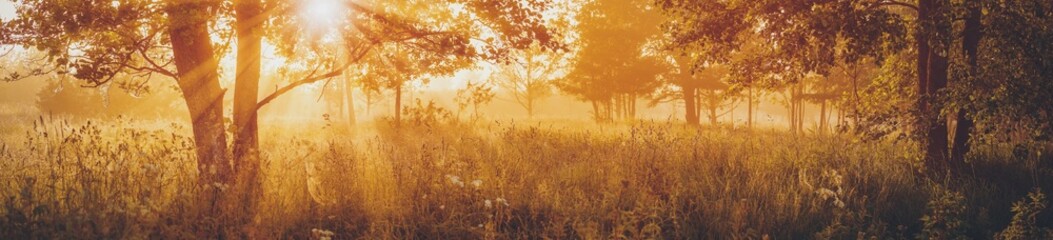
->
<box><xmin>1</xmin><ymin>1</ymin><xmax>12</xmax><ymax>21</ymax></box>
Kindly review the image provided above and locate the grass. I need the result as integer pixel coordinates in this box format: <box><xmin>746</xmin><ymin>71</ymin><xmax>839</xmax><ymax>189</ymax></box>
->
<box><xmin>1</xmin><ymin>115</ymin><xmax>1051</xmax><ymax>239</ymax></box>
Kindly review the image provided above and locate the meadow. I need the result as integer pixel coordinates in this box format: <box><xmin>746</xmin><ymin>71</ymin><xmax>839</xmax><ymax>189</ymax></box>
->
<box><xmin>1</xmin><ymin>113</ymin><xmax>1050</xmax><ymax>239</ymax></box>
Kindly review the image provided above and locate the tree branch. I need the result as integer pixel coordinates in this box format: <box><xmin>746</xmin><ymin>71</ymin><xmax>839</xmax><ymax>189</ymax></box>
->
<box><xmin>256</xmin><ymin>42</ymin><xmax>376</xmax><ymax>111</ymax></box>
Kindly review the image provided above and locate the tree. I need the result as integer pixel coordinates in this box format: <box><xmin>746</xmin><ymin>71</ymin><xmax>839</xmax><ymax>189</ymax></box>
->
<box><xmin>494</xmin><ymin>44</ymin><xmax>567</xmax><ymax>118</ymax></box>
<box><xmin>455</xmin><ymin>80</ymin><xmax>495</xmax><ymax>120</ymax></box>
<box><xmin>653</xmin><ymin>53</ymin><xmax>735</xmax><ymax>126</ymax></box>
<box><xmin>558</xmin><ymin>0</ymin><xmax>664</xmax><ymax>122</ymax></box>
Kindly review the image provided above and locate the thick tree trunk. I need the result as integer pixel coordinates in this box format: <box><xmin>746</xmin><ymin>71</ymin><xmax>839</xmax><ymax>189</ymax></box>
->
<box><xmin>917</xmin><ymin>0</ymin><xmax>947</xmax><ymax>174</ymax></box>
<box><xmin>164</xmin><ymin>1</ymin><xmax>231</xmax><ymax>237</ymax></box>
<box><xmin>951</xmin><ymin>0</ymin><xmax>981</xmax><ymax>166</ymax></box>
<box><xmin>683</xmin><ymin>86</ymin><xmax>697</xmax><ymax>126</ymax></box>
<box><xmin>165</xmin><ymin>0</ymin><xmax>231</xmax><ymax>193</ymax></box>
<box><xmin>926</xmin><ymin>51</ymin><xmax>950</xmax><ymax>172</ymax></box>
<box><xmin>231</xmin><ymin>0</ymin><xmax>264</xmax><ymax>237</ymax></box>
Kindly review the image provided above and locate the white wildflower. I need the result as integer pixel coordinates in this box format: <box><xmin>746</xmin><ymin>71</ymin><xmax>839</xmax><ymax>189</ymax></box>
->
<box><xmin>816</xmin><ymin>188</ymin><xmax>836</xmax><ymax>200</ymax></box>
<box><xmin>446</xmin><ymin>174</ymin><xmax>464</xmax><ymax>187</ymax></box>
<box><xmin>484</xmin><ymin>199</ymin><xmax>492</xmax><ymax>209</ymax></box>
<box><xmin>311</xmin><ymin>228</ymin><xmax>335</xmax><ymax>240</ymax></box>
<box><xmin>471</xmin><ymin>179</ymin><xmax>482</xmax><ymax>188</ymax></box>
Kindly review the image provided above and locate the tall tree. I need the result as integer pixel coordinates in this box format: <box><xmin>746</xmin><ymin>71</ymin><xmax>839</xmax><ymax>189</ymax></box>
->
<box><xmin>558</xmin><ymin>0</ymin><xmax>664</xmax><ymax>122</ymax></box>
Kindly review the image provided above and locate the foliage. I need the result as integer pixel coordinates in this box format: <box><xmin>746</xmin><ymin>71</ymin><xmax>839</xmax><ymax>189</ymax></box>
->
<box><xmin>401</xmin><ymin>99</ymin><xmax>454</xmax><ymax>127</ymax></box>
<box><xmin>556</xmin><ymin>0</ymin><xmax>665</xmax><ymax>121</ymax></box>
<box><xmin>455</xmin><ymin>80</ymin><xmax>495</xmax><ymax>119</ymax></box>
<box><xmin>919</xmin><ymin>185</ymin><xmax>970</xmax><ymax>240</ymax></box>
<box><xmin>996</xmin><ymin>189</ymin><xmax>1053</xmax><ymax>240</ymax></box>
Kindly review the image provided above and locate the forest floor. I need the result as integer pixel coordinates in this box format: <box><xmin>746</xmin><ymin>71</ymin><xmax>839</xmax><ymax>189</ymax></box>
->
<box><xmin>1</xmin><ymin>114</ymin><xmax>1051</xmax><ymax>239</ymax></box>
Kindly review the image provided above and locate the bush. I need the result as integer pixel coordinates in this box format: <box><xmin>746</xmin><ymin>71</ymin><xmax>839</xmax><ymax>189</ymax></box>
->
<box><xmin>996</xmin><ymin>189</ymin><xmax>1053</xmax><ymax>240</ymax></box>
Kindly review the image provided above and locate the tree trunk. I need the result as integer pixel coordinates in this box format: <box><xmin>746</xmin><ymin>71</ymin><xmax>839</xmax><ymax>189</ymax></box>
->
<box><xmin>798</xmin><ymin>97</ymin><xmax>805</xmax><ymax>133</ymax></box>
<box><xmin>917</xmin><ymin>0</ymin><xmax>945</xmax><ymax>174</ymax></box>
<box><xmin>395</xmin><ymin>84</ymin><xmax>402</xmax><ymax>125</ymax></box>
<box><xmin>165</xmin><ymin>1</ymin><xmax>231</xmax><ymax>237</ymax></box>
<box><xmin>631</xmin><ymin>94</ymin><xmax>637</xmax><ymax>120</ymax></box>
<box><xmin>232</xmin><ymin>0</ymin><xmax>265</xmax><ymax>237</ymax></box>
<box><xmin>747</xmin><ymin>86</ymin><xmax>754</xmax><ymax>129</ymax></box>
<box><xmin>527</xmin><ymin>97</ymin><xmax>535</xmax><ymax>119</ymax></box>
<box><xmin>708</xmin><ymin>101</ymin><xmax>718</xmax><ymax>126</ymax></box>
<box><xmin>788</xmin><ymin>98</ymin><xmax>796</xmax><ymax>133</ymax></box>
<box><xmin>344</xmin><ymin>76</ymin><xmax>356</xmax><ymax>128</ymax></box>
<box><xmin>926</xmin><ymin>50</ymin><xmax>950</xmax><ymax>172</ymax></box>
<box><xmin>591</xmin><ymin>100</ymin><xmax>600</xmax><ymax>122</ymax></box>
<box><xmin>951</xmin><ymin>0</ymin><xmax>981</xmax><ymax>166</ymax></box>
<box><xmin>682</xmin><ymin>85</ymin><xmax>699</xmax><ymax>125</ymax></box>
<box><xmin>819</xmin><ymin>100</ymin><xmax>827</xmax><ymax>134</ymax></box>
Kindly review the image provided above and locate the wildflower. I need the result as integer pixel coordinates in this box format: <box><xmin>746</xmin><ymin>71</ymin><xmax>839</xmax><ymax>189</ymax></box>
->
<box><xmin>446</xmin><ymin>174</ymin><xmax>464</xmax><ymax>187</ymax></box>
<box><xmin>816</xmin><ymin>188</ymin><xmax>836</xmax><ymax>200</ymax></box>
<box><xmin>471</xmin><ymin>179</ymin><xmax>482</xmax><ymax>188</ymax></box>
<box><xmin>484</xmin><ymin>199</ymin><xmax>493</xmax><ymax>209</ymax></box>
<box><xmin>311</xmin><ymin>228</ymin><xmax>335</xmax><ymax>240</ymax></box>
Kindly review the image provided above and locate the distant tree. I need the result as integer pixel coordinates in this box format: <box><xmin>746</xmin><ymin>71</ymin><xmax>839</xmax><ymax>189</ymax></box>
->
<box><xmin>558</xmin><ymin>0</ymin><xmax>664</xmax><ymax>122</ymax></box>
<box><xmin>653</xmin><ymin>53</ymin><xmax>734</xmax><ymax>126</ymax></box>
<box><xmin>355</xmin><ymin>42</ymin><xmax>472</xmax><ymax>125</ymax></box>
<box><xmin>494</xmin><ymin>44</ymin><xmax>568</xmax><ymax>118</ymax></box>
<box><xmin>455</xmin><ymin>80</ymin><xmax>495</xmax><ymax>120</ymax></box>
<box><xmin>806</xmin><ymin>59</ymin><xmax>878</xmax><ymax>134</ymax></box>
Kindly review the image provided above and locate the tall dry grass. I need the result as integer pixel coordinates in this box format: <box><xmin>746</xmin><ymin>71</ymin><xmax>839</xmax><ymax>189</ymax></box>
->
<box><xmin>1</xmin><ymin>115</ymin><xmax>1051</xmax><ymax>239</ymax></box>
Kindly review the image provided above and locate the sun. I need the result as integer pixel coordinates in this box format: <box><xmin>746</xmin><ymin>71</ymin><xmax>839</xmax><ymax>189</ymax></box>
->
<box><xmin>300</xmin><ymin>0</ymin><xmax>346</xmax><ymax>29</ymax></box>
